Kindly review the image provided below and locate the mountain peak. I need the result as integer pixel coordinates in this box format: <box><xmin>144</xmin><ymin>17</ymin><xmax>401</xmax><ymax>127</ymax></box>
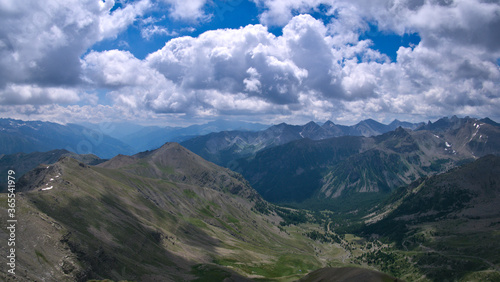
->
<box><xmin>480</xmin><ymin>117</ymin><xmax>500</xmax><ymax>127</ymax></box>
<box><xmin>303</xmin><ymin>121</ymin><xmax>320</xmax><ymax>129</ymax></box>
<box><xmin>322</xmin><ymin>120</ymin><xmax>335</xmax><ymax>127</ymax></box>
<box><xmin>360</xmin><ymin>118</ymin><xmax>382</xmax><ymax>125</ymax></box>
<box><xmin>99</xmin><ymin>143</ymin><xmax>259</xmax><ymax>199</ymax></box>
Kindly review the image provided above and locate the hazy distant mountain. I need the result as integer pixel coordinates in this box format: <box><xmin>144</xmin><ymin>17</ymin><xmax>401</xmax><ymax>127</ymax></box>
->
<box><xmin>84</xmin><ymin>119</ymin><xmax>270</xmax><ymax>153</ymax></box>
<box><xmin>235</xmin><ymin>117</ymin><xmax>500</xmax><ymax>208</ymax></box>
<box><xmin>0</xmin><ymin>118</ymin><xmax>134</xmax><ymax>158</ymax></box>
<box><xmin>77</xmin><ymin>121</ymin><xmax>166</xmax><ymax>139</ymax></box>
<box><xmin>182</xmin><ymin>119</ymin><xmax>422</xmax><ymax>167</ymax></box>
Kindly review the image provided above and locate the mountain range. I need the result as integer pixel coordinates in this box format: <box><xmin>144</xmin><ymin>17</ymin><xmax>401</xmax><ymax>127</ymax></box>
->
<box><xmin>0</xmin><ymin>118</ymin><xmax>268</xmax><ymax>158</ymax></box>
<box><xmin>181</xmin><ymin>119</ymin><xmax>423</xmax><ymax>168</ymax></box>
<box><xmin>0</xmin><ymin>149</ymin><xmax>103</xmax><ymax>192</ymax></box>
<box><xmin>0</xmin><ymin>117</ymin><xmax>421</xmax><ymax>162</ymax></box>
<box><xmin>1</xmin><ymin>115</ymin><xmax>499</xmax><ymax>281</ymax></box>
<box><xmin>233</xmin><ymin>116</ymin><xmax>500</xmax><ymax>209</ymax></box>
<box><xmin>80</xmin><ymin>119</ymin><xmax>269</xmax><ymax>154</ymax></box>
<box><xmin>0</xmin><ymin>118</ymin><xmax>134</xmax><ymax>159</ymax></box>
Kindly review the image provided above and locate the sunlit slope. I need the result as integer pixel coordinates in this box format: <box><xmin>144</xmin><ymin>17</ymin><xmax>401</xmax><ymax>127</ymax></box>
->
<box><xmin>0</xmin><ymin>143</ymin><xmax>337</xmax><ymax>281</ymax></box>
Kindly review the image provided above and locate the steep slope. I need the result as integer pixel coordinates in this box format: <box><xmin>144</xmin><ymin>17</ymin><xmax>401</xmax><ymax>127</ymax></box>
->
<box><xmin>0</xmin><ymin>143</ymin><xmax>336</xmax><ymax>281</ymax></box>
<box><xmin>234</xmin><ymin>136</ymin><xmax>367</xmax><ymax>203</ymax></box>
<box><xmin>0</xmin><ymin>118</ymin><xmax>134</xmax><ymax>158</ymax></box>
<box><xmin>0</xmin><ymin>149</ymin><xmax>102</xmax><ymax>192</ymax></box>
<box><xmin>361</xmin><ymin>155</ymin><xmax>500</xmax><ymax>280</ymax></box>
<box><xmin>416</xmin><ymin>116</ymin><xmax>500</xmax><ymax>156</ymax></box>
<box><xmin>180</xmin><ymin>123</ymin><xmax>307</xmax><ymax>168</ymax></box>
<box><xmin>319</xmin><ymin>127</ymin><xmax>472</xmax><ymax>199</ymax></box>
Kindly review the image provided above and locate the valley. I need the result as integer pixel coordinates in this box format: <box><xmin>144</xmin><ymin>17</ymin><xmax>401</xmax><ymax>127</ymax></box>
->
<box><xmin>0</xmin><ymin>116</ymin><xmax>499</xmax><ymax>281</ymax></box>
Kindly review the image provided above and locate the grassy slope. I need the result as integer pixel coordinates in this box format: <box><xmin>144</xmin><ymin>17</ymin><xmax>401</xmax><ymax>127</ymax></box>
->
<box><xmin>0</xmin><ymin>155</ymin><xmax>355</xmax><ymax>281</ymax></box>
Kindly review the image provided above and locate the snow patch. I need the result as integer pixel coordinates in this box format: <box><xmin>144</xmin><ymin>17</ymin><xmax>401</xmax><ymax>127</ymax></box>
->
<box><xmin>41</xmin><ymin>186</ymin><xmax>53</xmax><ymax>191</ymax></box>
<box><xmin>433</xmin><ymin>135</ymin><xmax>440</xmax><ymax>139</ymax></box>
<box><xmin>445</xmin><ymin>142</ymin><xmax>451</xmax><ymax>147</ymax></box>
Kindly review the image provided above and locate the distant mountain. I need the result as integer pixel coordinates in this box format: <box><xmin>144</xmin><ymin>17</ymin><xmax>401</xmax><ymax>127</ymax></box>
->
<box><xmin>416</xmin><ymin>116</ymin><xmax>500</xmax><ymax>157</ymax></box>
<box><xmin>0</xmin><ymin>118</ymin><xmax>134</xmax><ymax>158</ymax></box>
<box><xmin>361</xmin><ymin>155</ymin><xmax>500</xmax><ymax>281</ymax></box>
<box><xmin>110</xmin><ymin>119</ymin><xmax>269</xmax><ymax>153</ymax></box>
<box><xmin>182</xmin><ymin>119</ymin><xmax>422</xmax><ymax>167</ymax></box>
<box><xmin>0</xmin><ymin>149</ymin><xmax>102</xmax><ymax>192</ymax></box>
<box><xmin>180</xmin><ymin>123</ymin><xmax>310</xmax><ymax>168</ymax></box>
<box><xmin>77</xmin><ymin>121</ymin><xmax>167</xmax><ymax>140</ymax></box>
<box><xmin>234</xmin><ymin>136</ymin><xmax>365</xmax><ymax>203</ymax></box>
<box><xmin>235</xmin><ymin>117</ymin><xmax>500</xmax><ymax>209</ymax></box>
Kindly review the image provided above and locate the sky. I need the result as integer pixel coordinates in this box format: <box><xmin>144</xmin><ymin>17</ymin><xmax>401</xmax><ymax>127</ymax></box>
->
<box><xmin>0</xmin><ymin>0</ymin><xmax>499</xmax><ymax>126</ymax></box>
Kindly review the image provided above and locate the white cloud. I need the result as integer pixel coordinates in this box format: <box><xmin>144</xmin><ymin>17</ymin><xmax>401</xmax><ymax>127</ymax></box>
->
<box><xmin>0</xmin><ymin>0</ymin><xmax>151</xmax><ymax>103</ymax></box>
<box><xmin>141</xmin><ymin>25</ymin><xmax>178</xmax><ymax>40</ymax></box>
<box><xmin>162</xmin><ymin>0</ymin><xmax>210</xmax><ymax>21</ymax></box>
<box><xmin>82</xmin><ymin>50</ymin><xmax>166</xmax><ymax>88</ymax></box>
<box><xmin>1</xmin><ymin>0</ymin><xmax>499</xmax><ymax>125</ymax></box>
<box><xmin>0</xmin><ymin>84</ymin><xmax>80</xmax><ymax>105</ymax></box>
<box><xmin>244</xmin><ymin>67</ymin><xmax>262</xmax><ymax>93</ymax></box>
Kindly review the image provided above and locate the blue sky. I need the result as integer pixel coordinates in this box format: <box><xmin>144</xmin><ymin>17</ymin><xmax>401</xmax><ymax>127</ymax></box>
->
<box><xmin>0</xmin><ymin>0</ymin><xmax>499</xmax><ymax>126</ymax></box>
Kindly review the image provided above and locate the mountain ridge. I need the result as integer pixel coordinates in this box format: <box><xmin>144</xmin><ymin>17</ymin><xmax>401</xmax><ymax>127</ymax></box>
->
<box><xmin>181</xmin><ymin>118</ymin><xmax>424</xmax><ymax>168</ymax></box>
<box><xmin>2</xmin><ymin>143</ymin><xmax>327</xmax><ymax>281</ymax></box>
<box><xmin>0</xmin><ymin>118</ymin><xmax>134</xmax><ymax>158</ymax></box>
<box><xmin>235</xmin><ymin>117</ymin><xmax>500</xmax><ymax>208</ymax></box>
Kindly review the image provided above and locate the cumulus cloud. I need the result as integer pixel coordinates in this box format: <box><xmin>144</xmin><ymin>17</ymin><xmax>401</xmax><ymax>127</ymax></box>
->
<box><xmin>141</xmin><ymin>25</ymin><xmax>178</xmax><ymax>40</ymax></box>
<box><xmin>0</xmin><ymin>84</ymin><xmax>80</xmax><ymax>105</ymax></box>
<box><xmin>0</xmin><ymin>0</ymin><xmax>150</xmax><ymax>103</ymax></box>
<box><xmin>162</xmin><ymin>0</ymin><xmax>210</xmax><ymax>21</ymax></box>
<box><xmin>88</xmin><ymin>15</ymin><xmax>363</xmax><ymax>117</ymax></box>
<box><xmin>81</xmin><ymin>4</ymin><xmax>499</xmax><ymax>122</ymax></box>
<box><xmin>82</xmin><ymin>50</ymin><xmax>165</xmax><ymax>88</ymax></box>
<box><xmin>250</xmin><ymin>0</ymin><xmax>500</xmax><ymax>121</ymax></box>
<box><xmin>1</xmin><ymin>0</ymin><xmax>500</xmax><ymax>125</ymax></box>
